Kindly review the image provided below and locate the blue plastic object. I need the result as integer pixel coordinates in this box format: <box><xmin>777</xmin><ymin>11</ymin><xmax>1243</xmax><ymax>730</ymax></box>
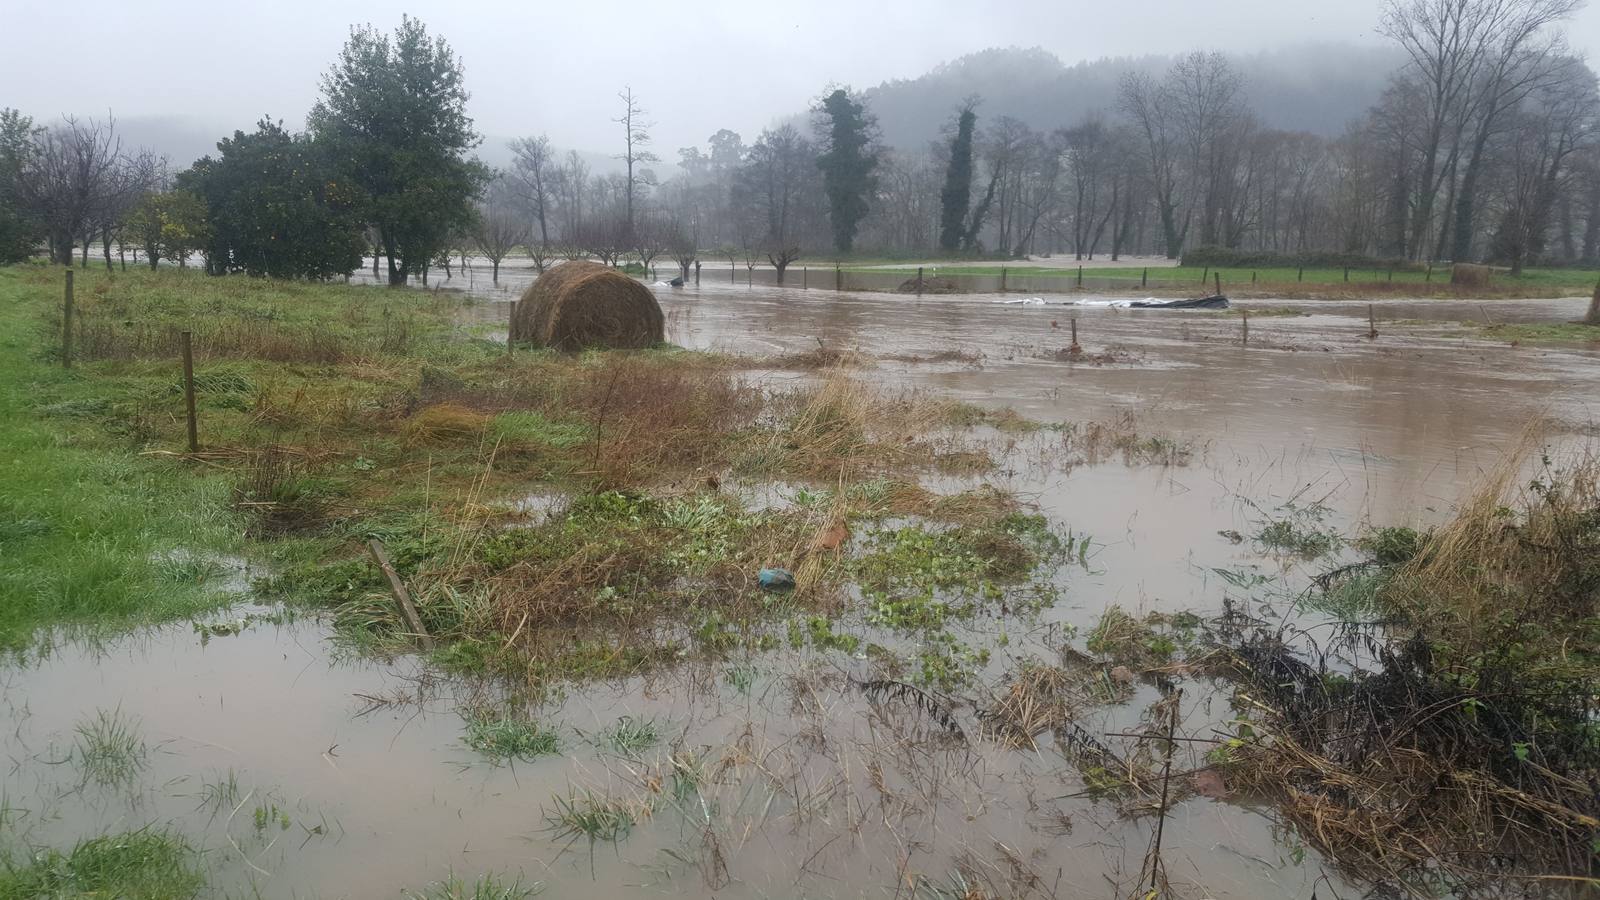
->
<box><xmin>757</xmin><ymin>568</ymin><xmax>796</xmax><ymax>591</ymax></box>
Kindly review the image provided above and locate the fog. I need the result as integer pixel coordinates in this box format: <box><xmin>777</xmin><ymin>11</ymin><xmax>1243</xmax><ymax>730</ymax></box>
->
<box><xmin>4</xmin><ymin>0</ymin><xmax>1598</xmax><ymax>164</ymax></box>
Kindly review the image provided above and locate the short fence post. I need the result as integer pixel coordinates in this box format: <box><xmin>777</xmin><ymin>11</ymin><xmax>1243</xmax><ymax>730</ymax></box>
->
<box><xmin>803</xmin><ymin>266</ymin><xmax>808</xmax><ymax>289</ymax></box>
<box><xmin>1214</xmin><ymin>273</ymin><xmax>1221</xmax><ymax>296</ymax></box>
<box><xmin>1297</xmin><ymin>266</ymin><xmax>1304</xmax><ymax>282</ymax></box>
<box><xmin>835</xmin><ymin>265</ymin><xmax>842</xmax><ymax>291</ymax></box>
<box><xmin>1070</xmin><ymin>317</ymin><xmax>1080</xmax><ymax>353</ymax></box>
<box><xmin>916</xmin><ymin>266</ymin><xmax>924</xmax><ymax>297</ymax></box>
<box><xmin>1252</xmin><ymin>271</ymin><xmax>1257</xmax><ymax>284</ymax></box>
<box><xmin>1000</xmin><ymin>266</ymin><xmax>1008</xmax><ymax>292</ymax></box>
<box><xmin>180</xmin><ymin>331</ymin><xmax>199</xmax><ymax>453</ymax></box>
<box><xmin>1344</xmin><ymin>266</ymin><xmax>1350</xmax><ymax>283</ymax></box>
<box><xmin>367</xmin><ymin>539</ymin><xmax>435</xmax><ymax>650</ymax></box>
<box><xmin>1201</xmin><ymin>266</ymin><xmax>1209</xmax><ymax>285</ymax></box>
<box><xmin>1242</xmin><ymin>310</ymin><xmax>1249</xmax><ymax>347</ymax></box>
<box><xmin>1076</xmin><ymin>265</ymin><xmax>1083</xmax><ymax>289</ymax></box>
<box><xmin>1387</xmin><ymin>268</ymin><xmax>1393</xmax><ymax>283</ymax></box>
<box><xmin>1141</xmin><ymin>267</ymin><xmax>1147</xmax><ymax>288</ymax></box>
<box><xmin>62</xmin><ymin>269</ymin><xmax>74</xmax><ymax>369</ymax></box>
<box><xmin>1368</xmin><ymin>303</ymin><xmax>1378</xmax><ymax>340</ymax></box>
<box><xmin>1426</xmin><ymin>264</ymin><xmax>1433</xmax><ymax>283</ymax></box>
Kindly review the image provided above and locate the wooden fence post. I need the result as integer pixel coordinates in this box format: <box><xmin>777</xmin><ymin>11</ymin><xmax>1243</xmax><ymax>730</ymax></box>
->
<box><xmin>1077</xmin><ymin>265</ymin><xmax>1083</xmax><ymax>288</ymax></box>
<box><xmin>835</xmin><ymin>265</ymin><xmax>842</xmax><ymax>291</ymax></box>
<box><xmin>62</xmin><ymin>269</ymin><xmax>74</xmax><ymax>369</ymax></box>
<box><xmin>916</xmin><ymin>266</ymin><xmax>924</xmax><ymax>297</ymax></box>
<box><xmin>1297</xmin><ymin>266</ymin><xmax>1304</xmax><ymax>282</ymax></box>
<box><xmin>1141</xmin><ymin>267</ymin><xmax>1147</xmax><ymax>288</ymax></box>
<box><xmin>1001</xmin><ymin>267</ymin><xmax>1008</xmax><ymax>292</ymax></box>
<box><xmin>180</xmin><ymin>331</ymin><xmax>199</xmax><ymax>453</ymax></box>
<box><xmin>1070</xmin><ymin>317</ymin><xmax>1079</xmax><ymax>352</ymax></box>
<box><xmin>1368</xmin><ymin>303</ymin><xmax>1378</xmax><ymax>339</ymax></box>
<box><xmin>367</xmin><ymin>539</ymin><xmax>435</xmax><ymax>650</ymax></box>
<box><xmin>803</xmin><ymin>266</ymin><xmax>808</xmax><ymax>289</ymax></box>
<box><xmin>1242</xmin><ymin>310</ymin><xmax>1249</xmax><ymax>347</ymax></box>
<box><xmin>1214</xmin><ymin>273</ymin><xmax>1221</xmax><ymax>296</ymax></box>
<box><xmin>1343</xmin><ymin>266</ymin><xmax>1350</xmax><ymax>283</ymax></box>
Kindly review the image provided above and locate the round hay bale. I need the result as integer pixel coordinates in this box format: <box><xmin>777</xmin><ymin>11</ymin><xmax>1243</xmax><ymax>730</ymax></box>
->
<box><xmin>1450</xmin><ymin>263</ymin><xmax>1492</xmax><ymax>288</ymax></box>
<box><xmin>510</xmin><ymin>260</ymin><xmax>664</xmax><ymax>351</ymax></box>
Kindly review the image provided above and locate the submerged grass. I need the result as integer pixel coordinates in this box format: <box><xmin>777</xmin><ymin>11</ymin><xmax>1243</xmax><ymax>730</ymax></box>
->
<box><xmin>72</xmin><ymin>708</ymin><xmax>148</xmax><ymax>788</ymax></box>
<box><xmin>404</xmin><ymin>871</ymin><xmax>542</xmax><ymax>900</ymax></box>
<box><xmin>0</xmin><ymin>828</ymin><xmax>204</xmax><ymax>899</ymax></box>
<box><xmin>462</xmin><ymin>716</ymin><xmax>560</xmax><ymax>762</ymax></box>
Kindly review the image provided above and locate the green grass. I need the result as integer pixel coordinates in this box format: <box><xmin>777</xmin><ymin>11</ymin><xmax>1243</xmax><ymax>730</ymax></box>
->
<box><xmin>72</xmin><ymin>708</ymin><xmax>148</xmax><ymax>788</ymax></box>
<box><xmin>597</xmin><ymin>716</ymin><xmax>658</xmax><ymax>755</ymax></box>
<box><xmin>0</xmin><ymin>269</ymin><xmax>249</xmax><ymax>648</ymax></box>
<box><xmin>0</xmin><ymin>829</ymin><xmax>204</xmax><ymax>899</ymax></box>
<box><xmin>544</xmin><ymin>789</ymin><xmax>639</xmax><ymax>844</ymax></box>
<box><xmin>404</xmin><ymin>870</ymin><xmax>542</xmax><ymax>899</ymax></box>
<box><xmin>842</xmin><ymin>262</ymin><xmax>1600</xmax><ymax>296</ymax></box>
<box><xmin>462</xmin><ymin>716</ymin><xmax>560</xmax><ymax>762</ymax></box>
<box><xmin>1479</xmin><ymin>321</ymin><xmax>1600</xmax><ymax>344</ymax></box>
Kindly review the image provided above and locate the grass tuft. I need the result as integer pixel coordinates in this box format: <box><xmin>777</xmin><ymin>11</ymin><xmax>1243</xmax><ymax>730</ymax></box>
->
<box><xmin>73</xmin><ymin>708</ymin><xmax>148</xmax><ymax>788</ymax></box>
<box><xmin>463</xmin><ymin>716</ymin><xmax>560</xmax><ymax>762</ymax></box>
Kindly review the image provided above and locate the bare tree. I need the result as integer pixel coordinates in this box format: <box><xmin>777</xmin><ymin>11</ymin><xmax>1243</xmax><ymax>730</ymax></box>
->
<box><xmin>735</xmin><ymin>125</ymin><xmax>819</xmax><ymax>283</ymax></box>
<box><xmin>1487</xmin><ymin>57</ymin><xmax>1598</xmax><ymax>273</ymax></box>
<box><xmin>14</xmin><ymin>115</ymin><xmax>123</xmax><ymax>265</ymax></box>
<box><xmin>614</xmin><ymin>87</ymin><xmax>659</xmax><ymax>241</ymax></box>
<box><xmin>1379</xmin><ymin>0</ymin><xmax>1580</xmax><ymax>259</ymax></box>
<box><xmin>633</xmin><ymin>211</ymin><xmax>668</xmax><ymax>276</ymax></box>
<box><xmin>474</xmin><ymin>173</ymin><xmax>530</xmax><ymax>285</ymax></box>
<box><xmin>575</xmin><ymin>214</ymin><xmax>627</xmax><ymax>266</ymax></box>
<box><xmin>508</xmin><ymin>135</ymin><xmax>554</xmax><ymax>247</ymax></box>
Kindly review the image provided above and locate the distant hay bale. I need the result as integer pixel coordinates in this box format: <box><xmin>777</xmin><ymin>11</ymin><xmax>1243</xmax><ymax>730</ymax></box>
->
<box><xmin>1451</xmin><ymin>263</ymin><xmax>1492</xmax><ymax>288</ymax></box>
<box><xmin>510</xmin><ymin>260</ymin><xmax>664</xmax><ymax>351</ymax></box>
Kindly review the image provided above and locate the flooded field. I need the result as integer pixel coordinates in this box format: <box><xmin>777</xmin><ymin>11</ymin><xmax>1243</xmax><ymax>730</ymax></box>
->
<box><xmin>7</xmin><ymin>272</ymin><xmax>1599</xmax><ymax>897</ymax></box>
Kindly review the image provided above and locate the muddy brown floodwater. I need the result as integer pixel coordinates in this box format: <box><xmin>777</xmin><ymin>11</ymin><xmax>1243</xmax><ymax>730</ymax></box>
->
<box><xmin>6</xmin><ymin>275</ymin><xmax>1599</xmax><ymax>898</ymax></box>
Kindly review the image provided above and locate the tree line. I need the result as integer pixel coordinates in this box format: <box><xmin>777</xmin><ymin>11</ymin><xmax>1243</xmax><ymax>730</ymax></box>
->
<box><xmin>3</xmin><ymin>0</ymin><xmax>1597</xmax><ymax>282</ymax></box>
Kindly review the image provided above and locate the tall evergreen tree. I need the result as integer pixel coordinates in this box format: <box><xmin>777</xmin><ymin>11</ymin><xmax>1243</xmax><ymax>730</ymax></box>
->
<box><xmin>0</xmin><ymin>108</ymin><xmax>39</xmax><ymax>264</ymax></box>
<box><xmin>814</xmin><ymin>88</ymin><xmax>879</xmax><ymax>253</ymax></box>
<box><xmin>178</xmin><ymin>120</ymin><xmax>366</xmax><ymax>279</ymax></box>
<box><xmin>309</xmin><ymin>17</ymin><xmax>488</xmax><ymax>285</ymax></box>
<box><xmin>938</xmin><ymin>103</ymin><xmax>978</xmax><ymax>253</ymax></box>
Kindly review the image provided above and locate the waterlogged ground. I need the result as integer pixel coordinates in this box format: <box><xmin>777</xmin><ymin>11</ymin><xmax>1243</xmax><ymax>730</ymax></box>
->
<box><xmin>5</xmin><ymin>274</ymin><xmax>1600</xmax><ymax>898</ymax></box>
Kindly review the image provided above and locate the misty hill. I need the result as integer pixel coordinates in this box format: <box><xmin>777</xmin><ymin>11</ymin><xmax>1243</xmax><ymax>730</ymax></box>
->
<box><xmin>857</xmin><ymin>44</ymin><xmax>1404</xmax><ymax>148</ymax></box>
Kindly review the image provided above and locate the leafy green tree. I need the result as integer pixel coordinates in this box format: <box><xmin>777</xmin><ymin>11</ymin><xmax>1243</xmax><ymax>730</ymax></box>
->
<box><xmin>124</xmin><ymin>190</ymin><xmax>210</xmax><ymax>269</ymax></box>
<box><xmin>309</xmin><ymin>16</ymin><xmax>488</xmax><ymax>285</ymax></box>
<box><xmin>177</xmin><ymin>120</ymin><xmax>365</xmax><ymax>279</ymax></box>
<box><xmin>814</xmin><ymin>88</ymin><xmax>880</xmax><ymax>254</ymax></box>
<box><xmin>0</xmin><ymin>108</ymin><xmax>39</xmax><ymax>263</ymax></box>
<box><xmin>938</xmin><ymin>102</ymin><xmax>978</xmax><ymax>253</ymax></box>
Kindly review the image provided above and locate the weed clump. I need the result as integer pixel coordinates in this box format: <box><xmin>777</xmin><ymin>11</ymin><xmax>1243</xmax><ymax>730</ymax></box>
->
<box><xmin>1216</xmin><ymin>450</ymin><xmax>1600</xmax><ymax>891</ymax></box>
<box><xmin>462</xmin><ymin>715</ymin><xmax>560</xmax><ymax>762</ymax></box>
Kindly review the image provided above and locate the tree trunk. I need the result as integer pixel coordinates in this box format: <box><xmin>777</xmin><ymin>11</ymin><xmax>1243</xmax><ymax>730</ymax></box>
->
<box><xmin>491</xmin><ymin>260</ymin><xmax>499</xmax><ymax>285</ymax></box>
<box><xmin>1585</xmin><ymin>276</ymin><xmax>1600</xmax><ymax>326</ymax></box>
<box><xmin>101</xmin><ymin>229</ymin><xmax>113</xmax><ymax>272</ymax></box>
<box><xmin>148</xmin><ymin>251</ymin><xmax>160</xmax><ymax>271</ymax></box>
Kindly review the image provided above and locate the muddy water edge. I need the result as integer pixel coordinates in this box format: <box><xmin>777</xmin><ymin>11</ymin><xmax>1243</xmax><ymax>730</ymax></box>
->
<box><xmin>6</xmin><ymin>273</ymin><xmax>1600</xmax><ymax>898</ymax></box>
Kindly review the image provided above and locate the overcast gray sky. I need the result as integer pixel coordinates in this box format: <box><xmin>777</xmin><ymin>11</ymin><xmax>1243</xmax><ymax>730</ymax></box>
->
<box><xmin>4</xmin><ymin>0</ymin><xmax>1597</xmax><ymax>156</ymax></box>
